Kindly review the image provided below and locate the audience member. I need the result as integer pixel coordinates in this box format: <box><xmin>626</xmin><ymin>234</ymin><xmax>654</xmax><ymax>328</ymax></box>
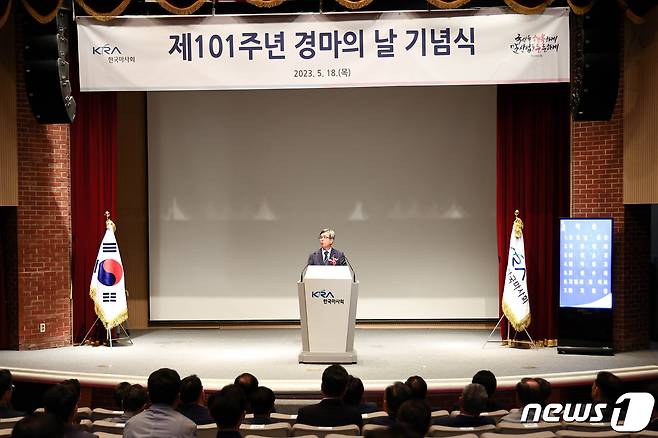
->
<box><xmin>297</xmin><ymin>364</ymin><xmax>363</xmax><ymax>427</ymax></box>
<box><xmin>107</xmin><ymin>384</ymin><xmax>147</xmax><ymax>424</ymax></box>
<box><xmin>500</xmin><ymin>378</ymin><xmax>544</xmax><ymax>422</ymax></box>
<box><xmin>113</xmin><ymin>381</ymin><xmax>130</xmax><ymax>411</ymax></box>
<box><xmin>472</xmin><ymin>370</ymin><xmax>503</xmax><ymax>412</ymax></box>
<box><xmin>592</xmin><ymin>371</ymin><xmax>625</xmax><ymax>422</ymax></box>
<box><xmin>433</xmin><ymin>383</ymin><xmax>495</xmax><ymax>428</ymax></box>
<box><xmin>343</xmin><ymin>376</ymin><xmax>377</xmax><ymax>414</ymax></box>
<box><xmin>535</xmin><ymin>377</ymin><xmax>552</xmax><ymax>406</ymax></box>
<box><xmin>43</xmin><ymin>384</ymin><xmax>96</xmax><ymax>438</ymax></box>
<box><xmin>370</xmin><ymin>382</ymin><xmax>412</xmax><ymax>427</ymax></box>
<box><xmin>210</xmin><ymin>387</ymin><xmax>247</xmax><ymax>438</ymax></box>
<box><xmin>11</xmin><ymin>412</ymin><xmax>64</xmax><ymax>438</ymax></box>
<box><xmin>404</xmin><ymin>376</ymin><xmax>427</xmax><ymax>401</ymax></box>
<box><xmin>123</xmin><ymin>368</ymin><xmax>196</xmax><ymax>438</ymax></box>
<box><xmin>234</xmin><ymin>372</ymin><xmax>258</xmax><ymax>413</ymax></box>
<box><xmin>0</xmin><ymin>369</ymin><xmax>25</xmax><ymax>418</ymax></box>
<box><xmin>177</xmin><ymin>374</ymin><xmax>214</xmax><ymax>425</ymax></box>
<box><xmin>396</xmin><ymin>399</ymin><xmax>431</xmax><ymax>438</ymax></box>
<box><xmin>243</xmin><ymin>386</ymin><xmax>276</xmax><ymax>424</ymax></box>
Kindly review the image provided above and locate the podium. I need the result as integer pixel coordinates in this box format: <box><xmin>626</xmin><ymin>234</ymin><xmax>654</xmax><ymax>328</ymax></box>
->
<box><xmin>297</xmin><ymin>265</ymin><xmax>359</xmax><ymax>364</ymax></box>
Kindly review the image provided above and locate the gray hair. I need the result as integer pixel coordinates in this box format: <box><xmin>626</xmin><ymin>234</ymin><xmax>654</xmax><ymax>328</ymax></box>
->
<box><xmin>319</xmin><ymin>229</ymin><xmax>335</xmax><ymax>239</ymax></box>
<box><xmin>461</xmin><ymin>383</ymin><xmax>488</xmax><ymax>415</ymax></box>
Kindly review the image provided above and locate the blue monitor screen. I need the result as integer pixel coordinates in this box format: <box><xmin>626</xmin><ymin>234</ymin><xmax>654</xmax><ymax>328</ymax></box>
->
<box><xmin>559</xmin><ymin>218</ymin><xmax>613</xmax><ymax>309</ymax></box>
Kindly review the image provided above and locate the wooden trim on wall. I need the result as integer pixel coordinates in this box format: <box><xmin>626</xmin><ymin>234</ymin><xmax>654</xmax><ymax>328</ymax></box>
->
<box><xmin>0</xmin><ymin>17</ymin><xmax>18</xmax><ymax>207</ymax></box>
<box><xmin>624</xmin><ymin>9</ymin><xmax>658</xmax><ymax>204</ymax></box>
<box><xmin>117</xmin><ymin>92</ymin><xmax>149</xmax><ymax>329</ymax></box>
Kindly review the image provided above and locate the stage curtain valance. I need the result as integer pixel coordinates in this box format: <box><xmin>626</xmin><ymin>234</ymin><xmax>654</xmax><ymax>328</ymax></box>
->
<box><xmin>3</xmin><ymin>0</ymin><xmax>653</xmax><ymax>27</ymax></box>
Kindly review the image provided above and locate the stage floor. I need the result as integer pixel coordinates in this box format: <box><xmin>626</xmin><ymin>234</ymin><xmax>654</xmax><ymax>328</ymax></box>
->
<box><xmin>1</xmin><ymin>328</ymin><xmax>657</xmax><ymax>393</ymax></box>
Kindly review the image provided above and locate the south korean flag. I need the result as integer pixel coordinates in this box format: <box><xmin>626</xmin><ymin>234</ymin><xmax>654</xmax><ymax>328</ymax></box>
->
<box><xmin>90</xmin><ymin>222</ymin><xmax>128</xmax><ymax>330</ymax></box>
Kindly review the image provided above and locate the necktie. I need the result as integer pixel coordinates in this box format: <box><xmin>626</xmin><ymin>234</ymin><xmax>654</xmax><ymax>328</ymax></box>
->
<box><xmin>323</xmin><ymin>250</ymin><xmax>328</xmax><ymax>264</ymax></box>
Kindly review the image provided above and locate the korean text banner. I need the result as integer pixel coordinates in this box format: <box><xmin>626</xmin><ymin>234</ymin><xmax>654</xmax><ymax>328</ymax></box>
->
<box><xmin>77</xmin><ymin>9</ymin><xmax>569</xmax><ymax>91</ymax></box>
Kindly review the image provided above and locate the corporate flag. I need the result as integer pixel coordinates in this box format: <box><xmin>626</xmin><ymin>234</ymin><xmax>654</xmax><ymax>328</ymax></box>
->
<box><xmin>502</xmin><ymin>212</ymin><xmax>531</xmax><ymax>332</ymax></box>
<box><xmin>89</xmin><ymin>217</ymin><xmax>128</xmax><ymax>329</ymax></box>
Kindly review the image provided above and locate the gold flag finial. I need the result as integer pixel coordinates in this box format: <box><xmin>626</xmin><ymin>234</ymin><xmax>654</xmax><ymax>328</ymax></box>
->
<box><xmin>513</xmin><ymin>210</ymin><xmax>524</xmax><ymax>238</ymax></box>
<box><xmin>104</xmin><ymin>211</ymin><xmax>116</xmax><ymax>233</ymax></box>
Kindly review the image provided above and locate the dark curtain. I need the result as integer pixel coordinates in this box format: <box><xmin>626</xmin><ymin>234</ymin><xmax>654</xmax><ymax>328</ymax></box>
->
<box><xmin>70</xmin><ymin>92</ymin><xmax>117</xmax><ymax>343</ymax></box>
<box><xmin>0</xmin><ymin>211</ymin><xmax>7</xmax><ymax>349</ymax></box>
<box><xmin>496</xmin><ymin>83</ymin><xmax>570</xmax><ymax>344</ymax></box>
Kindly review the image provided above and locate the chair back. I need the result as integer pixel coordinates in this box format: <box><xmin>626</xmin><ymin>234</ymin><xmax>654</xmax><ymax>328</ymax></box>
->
<box><xmin>429</xmin><ymin>424</ymin><xmax>496</xmax><ymax>437</ymax></box>
<box><xmin>292</xmin><ymin>424</ymin><xmax>360</xmax><ymax>438</ymax></box>
<box><xmin>239</xmin><ymin>422</ymin><xmax>292</xmax><ymax>437</ymax></box>
<box><xmin>275</xmin><ymin>399</ymin><xmax>320</xmax><ymax>415</ymax></box>
<box><xmin>197</xmin><ymin>423</ymin><xmax>219</xmax><ymax>438</ymax></box>
<box><xmin>0</xmin><ymin>416</ymin><xmax>23</xmax><ymax>430</ymax></box>
<box><xmin>555</xmin><ymin>430</ymin><xmax>632</xmax><ymax>438</ymax></box>
<box><xmin>92</xmin><ymin>408</ymin><xmax>124</xmax><ymax>421</ymax></box>
<box><xmin>497</xmin><ymin>421</ymin><xmax>562</xmax><ymax>434</ymax></box>
<box><xmin>362</xmin><ymin>423</ymin><xmax>386</xmax><ymax>437</ymax></box>
<box><xmin>481</xmin><ymin>432</ymin><xmax>556</xmax><ymax>438</ymax></box>
<box><xmin>431</xmin><ymin>410</ymin><xmax>450</xmax><ymax>419</ymax></box>
<box><xmin>271</xmin><ymin>413</ymin><xmax>298</xmax><ymax>426</ymax></box>
<box><xmin>480</xmin><ymin>410</ymin><xmax>510</xmax><ymax>423</ymax></box>
<box><xmin>92</xmin><ymin>419</ymin><xmax>126</xmax><ymax>434</ymax></box>
<box><xmin>561</xmin><ymin>421</ymin><xmax>614</xmax><ymax>432</ymax></box>
<box><xmin>362</xmin><ymin>411</ymin><xmax>388</xmax><ymax>424</ymax></box>
<box><xmin>95</xmin><ymin>433</ymin><xmax>123</xmax><ymax>438</ymax></box>
<box><xmin>0</xmin><ymin>429</ymin><xmax>12</xmax><ymax>437</ymax></box>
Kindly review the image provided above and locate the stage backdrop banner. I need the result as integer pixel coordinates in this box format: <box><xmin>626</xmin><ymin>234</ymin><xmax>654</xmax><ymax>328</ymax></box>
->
<box><xmin>77</xmin><ymin>9</ymin><xmax>569</xmax><ymax>91</ymax></box>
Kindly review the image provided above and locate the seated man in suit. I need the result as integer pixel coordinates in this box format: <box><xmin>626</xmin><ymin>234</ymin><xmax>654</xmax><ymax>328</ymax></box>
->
<box><xmin>343</xmin><ymin>376</ymin><xmax>378</xmax><ymax>414</ymax></box>
<box><xmin>177</xmin><ymin>374</ymin><xmax>214</xmax><ymax>425</ymax></box>
<box><xmin>433</xmin><ymin>383</ymin><xmax>496</xmax><ymax>428</ymax></box>
<box><xmin>43</xmin><ymin>384</ymin><xmax>96</xmax><ymax>438</ymax></box>
<box><xmin>242</xmin><ymin>386</ymin><xmax>276</xmax><ymax>425</ymax></box>
<box><xmin>405</xmin><ymin>376</ymin><xmax>427</xmax><ymax>401</ymax></box>
<box><xmin>210</xmin><ymin>385</ymin><xmax>247</xmax><ymax>438</ymax></box>
<box><xmin>124</xmin><ymin>368</ymin><xmax>196</xmax><ymax>438</ymax></box>
<box><xmin>234</xmin><ymin>373</ymin><xmax>258</xmax><ymax>413</ymax></box>
<box><xmin>500</xmin><ymin>378</ymin><xmax>544</xmax><ymax>423</ymax></box>
<box><xmin>297</xmin><ymin>364</ymin><xmax>362</xmax><ymax>428</ymax></box>
<box><xmin>370</xmin><ymin>382</ymin><xmax>412</xmax><ymax>426</ymax></box>
<box><xmin>12</xmin><ymin>412</ymin><xmax>64</xmax><ymax>438</ymax></box>
<box><xmin>397</xmin><ymin>400</ymin><xmax>431</xmax><ymax>438</ymax></box>
<box><xmin>472</xmin><ymin>370</ymin><xmax>504</xmax><ymax>412</ymax></box>
<box><xmin>307</xmin><ymin>229</ymin><xmax>347</xmax><ymax>266</ymax></box>
<box><xmin>591</xmin><ymin>371</ymin><xmax>625</xmax><ymax>422</ymax></box>
<box><xmin>0</xmin><ymin>369</ymin><xmax>25</xmax><ymax>418</ymax></box>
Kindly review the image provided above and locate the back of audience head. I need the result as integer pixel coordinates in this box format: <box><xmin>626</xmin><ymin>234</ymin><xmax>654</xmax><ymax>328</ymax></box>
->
<box><xmin>396</xmin><ymin>399</ymin><xmax>430</xmax><ymax>438</ymax></box>
<box><xmin>234</xmin><ymin>373</ymin><xmax>259</xmax><ymax>396</ymax></box>
<box><xmin>124</xmin><ymin>384</ymin><xmax>148</xmax><ymax>414</ymax></box>
<box><xmin>385</xmin><ymin>382</ymin><xmax>412</xmax><ymax>418</ymax></box>
<box><xmin>60</xmin><ymin>379</ymin><xmax>80</xmax><ymax>403</ymax></box>
<box><xmin>0</xmin><ymin>369</ymin><xmax>14</xmax><ymax>406</ymax></box>
<box><xmin>343</xmin><ymin>376</ymin><xmax>364</xmax><ymax>406</ymax></box>
<box><xmin>404</xmin><ymin>376</ymin><xmax>427</xmax><ymax>400</ymax></box>
<box><xmin>321</xmin><ymin>364</ymin><xmax>350</xmax><ymax>398</ymax></box>
<box><xmin>11</xmin><ymin>412</ymin><xmax>64</xmax><ymax>438</ymax></box>
<box><xmin>593</xmin><ymin>371</ymin><xmax>624</xmax><ymax>403</ymax></box>
<box><xmin>148</xmin><ymin>368</ymin><xmax>181</xmax><ymax>406</ymax></box>
<box><xmin>180</xmin><ymin>374</ymin><xmax>204</xmax><ymax>405</ymax></box>
<box><xmin>460</xmin><ymin>383</ymin><xmax>488</xmax><ymax>416</ymax></box>
<box><xmin>250</xmin><ymin>386</ymin><xmax>275</xmax><ymax>417</ymax></box>
<box><xmin>114</xmin><ymin>381</ymin><xmax>130</xmax><ymax>410</ymax></box>
<box><xmin>535</xmin><ymin>377</ymin><xmax>552</xmax><ymax>406</ymax></box>
<box><xmin>210</xmin><ymin>387</ymin><xmax>247</xmax><ymax>430</ymax></box>
<box><xmin>472</xmin><ymin>370</ymin><xmax>497</xmax><ymax>399</ymax></box>
<box><xmin>43</xmin><ymin>384</ymin><xmax>77</xmax><ymax>424</ymax></box>
<box><xmin>516</xmin><ymin>378</ymin><xmax>543</xmax><ymax>407</ymax></box>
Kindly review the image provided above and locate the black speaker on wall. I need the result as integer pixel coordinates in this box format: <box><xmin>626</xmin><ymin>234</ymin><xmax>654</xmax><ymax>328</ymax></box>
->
<box><xmin>23</xmin><ymin>8</ymin><xmax>76</xmax><ymax>124</ymax></box>
<box><xmin>570</xmin><ymin>1</ymin><xmax>621</xmax><ymax>121</ymax></box>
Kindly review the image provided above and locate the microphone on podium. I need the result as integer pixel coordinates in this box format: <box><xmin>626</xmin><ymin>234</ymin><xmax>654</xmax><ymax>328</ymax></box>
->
<box><xmin>344</xmin><ymin>256</ymin><xmax>357</xmax><ymax>283</ymax></box>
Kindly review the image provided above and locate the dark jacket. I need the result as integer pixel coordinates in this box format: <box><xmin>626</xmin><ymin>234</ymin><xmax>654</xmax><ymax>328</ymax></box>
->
<box><xmin>432</xmin><ymin>414</ymin><xmax>496</xmax><ymax>428</ymax></box>
<box><xmin>297</xmin><ymin>398</ymin><xmax>363</xmax><ymax>428</ymax></box>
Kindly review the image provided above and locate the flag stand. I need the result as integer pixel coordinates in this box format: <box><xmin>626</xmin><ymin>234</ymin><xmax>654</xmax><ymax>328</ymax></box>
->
<box><xmin>80</xmin><ymin>317</ymin><xmax>133</xmax><ymax>348</ymax></box>
<box><xmin>482</xmin><ymin>315</ymin><xmax>536</xmax><ymax>349</ymax></box>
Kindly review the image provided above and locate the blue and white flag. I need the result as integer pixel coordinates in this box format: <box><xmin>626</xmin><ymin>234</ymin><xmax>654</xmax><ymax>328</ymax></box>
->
<box><xmin>502</xmin><ymin>212</ymin><xmax>531</xmax><ymax>332</ymax></box>
<box><xmin>89</xmin><ymin>219</ymin><xmax>128</xmax><ymax>329</ymax></box>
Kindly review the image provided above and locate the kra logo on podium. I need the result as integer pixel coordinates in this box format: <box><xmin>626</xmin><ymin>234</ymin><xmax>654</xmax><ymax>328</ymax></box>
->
<box><xmin>311</xmin><ymin>290</ymin><xmax>335</xmax><ymax>299</ymax></box>
<box><xmin>521</xmin><ymin>393</ymin><xmax>655</xmax><ymax>432</ymax></box>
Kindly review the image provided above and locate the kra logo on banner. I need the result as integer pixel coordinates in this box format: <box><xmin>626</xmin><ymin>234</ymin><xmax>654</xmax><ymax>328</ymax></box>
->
<box><xmin>92</xmin><ymin>44</ymin><xmax>122</xmax><ymax>55</ymax></box>
<box><xmin>312</xmin><ymin>290</ymin><xmax>334</xmax><ymax>299</ymax></box>
<box><xmin>521</xmin><ymin>392</ymin><xmax>655</xmax><ymax>432</ymax></box>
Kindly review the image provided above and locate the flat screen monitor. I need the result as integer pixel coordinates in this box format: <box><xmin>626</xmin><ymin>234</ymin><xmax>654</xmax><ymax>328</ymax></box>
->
<box><xmin>559</xmin><ymin>218</ymin><xmax>613</xmax><ymax>309</ymax></box>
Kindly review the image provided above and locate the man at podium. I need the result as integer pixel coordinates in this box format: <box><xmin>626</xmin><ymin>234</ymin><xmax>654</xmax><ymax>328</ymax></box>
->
<box><xmin>307</xmin><ymin>229</ymin><xmax>347</xmax><ymax>266</ymax></box>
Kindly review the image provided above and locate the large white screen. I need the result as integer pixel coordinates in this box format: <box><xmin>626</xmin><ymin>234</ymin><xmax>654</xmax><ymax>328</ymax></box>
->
<box><xmin>148</xmin><ymin>86</ymin><xmax>498</xmax><ymax>321</ymax></box>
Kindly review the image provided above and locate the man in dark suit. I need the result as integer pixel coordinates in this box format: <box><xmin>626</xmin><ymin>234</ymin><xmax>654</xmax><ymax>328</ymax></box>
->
<box><xmin>297</xmin><ymin>364</ymin><xmax>363</xmax><ymax>428</ymax></box>
<box><xmin>0</xmin><ymin>369</ymin><xmax>25</xmax><ymax>418</ymax></box>
<box><xmin>177</xmin><ymin>374</ymin><xmax>214</xmax><ymax>425</ymax></box>
<box><xmin>210</xmin><ymin>385</ymin><xmax>247</xmax><ymax>438</ymax></box>
<box><xmin>43</xmin><ymin>384</ymin><xmax>97</xmax><ymax>438</ymax></box>
<box><xmin>307</xmin><ymin>229</ymin><xmax>347</xmax><ymax>266</ymax></box>
<box><xmin>369</xmin><ymin>382</ymin><xmax>412</xmax><ymax>427</ymax></box>
<box><xmin>433</xmin><ymin>384</ymin><xmax>496</xmax><ymax>428</ymax></box>
<box><xmin>242</xmin><ymin>386</ymin><xmax>276</xmax><ymax>425</ymax></box>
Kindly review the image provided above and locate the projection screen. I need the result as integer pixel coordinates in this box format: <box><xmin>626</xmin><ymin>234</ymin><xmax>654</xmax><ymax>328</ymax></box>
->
<box><xmin>148</xmin><ymin>85</ymin><xmax>498</xmax><ymax>321</ymax></box>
